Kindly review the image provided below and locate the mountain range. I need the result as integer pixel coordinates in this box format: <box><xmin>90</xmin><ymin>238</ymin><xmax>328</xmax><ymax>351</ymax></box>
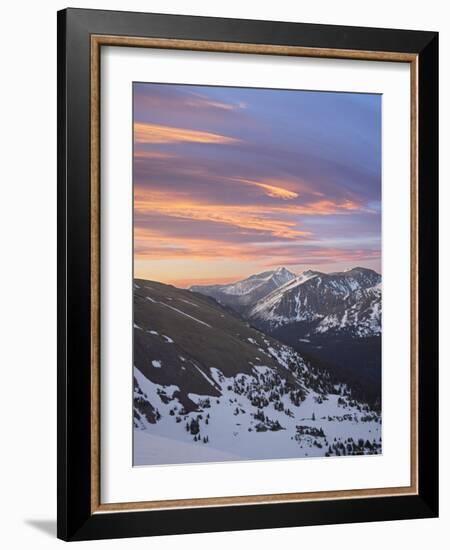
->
<box><xmin>133</xmin><ymin>271</ymin><xmax>382</xmax><ymax>466</ymax></box>
<box><xmin>191</xmin><ymin>266</ymin><xmax>381</xmax><ymax>339</ymax></box>
<box><xmin>191</xmin><ymin>266</ymin><xmax>382</xmax><ymax>405</ymax></box>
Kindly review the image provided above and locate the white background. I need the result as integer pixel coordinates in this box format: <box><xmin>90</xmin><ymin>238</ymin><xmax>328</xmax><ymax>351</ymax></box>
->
<box><xmin>0</xmin><ymin>1</ymin><xmax>447</xmax><ymax>548</ymax></box>
<box><xmin>102</xmin><ymin>48</ymin><xmax>411</xmax><ymax>504</ymax></box>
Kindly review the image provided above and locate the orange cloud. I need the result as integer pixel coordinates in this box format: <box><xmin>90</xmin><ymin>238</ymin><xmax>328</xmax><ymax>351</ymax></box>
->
<box><xmin>233</xmin><ymin>177</ymin><xmax>299</xmax><ymax>200</ymax></box>
<box><xmin>284</xmin><ymin>199</ymin><xmax>361</xmax><ymax>215</ymax></box>
<box><xmin>135</xmin><ymin>187</ymin><xmax>362</xmax><ymax>236</ymax></box>
<box><xmin>134</xmin><ymin>150</ymin><xmax>175</xmax><ymax>160</ymax></box>
<box><xmin>134</xmin><ymin>190</ymin><xmax>310</xmax><ymax>239</ymax></box>
<box><xmin>132</xmin><ymin>186</ymin><xmax>368</xmax><ymax>271</ymax></box>
<box><xmin>133</xmin><ymin>229</ymin><xmax>263</xmax><ymax>262</ymax></box>
<box><xmin>133</xmin><ymin>151</ymin><xmax>337</xmax><ymax>203</ymax></box>
<box><xmin>134</xmin><ymin>122</ymin><xmax>241</xmax><ymax>145</ymax></box>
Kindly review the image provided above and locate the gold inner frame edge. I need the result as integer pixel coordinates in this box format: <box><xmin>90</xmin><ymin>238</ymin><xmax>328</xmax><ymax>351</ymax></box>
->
<box><xmin>90</xmin><ymin>35</ymin><xmax>419</xmax><ymax>514</ymax></box>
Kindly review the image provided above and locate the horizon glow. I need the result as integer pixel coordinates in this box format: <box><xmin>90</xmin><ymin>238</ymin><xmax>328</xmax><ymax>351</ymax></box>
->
<box><xmin>133</xmin><ymin>83</ymin><xmax>381</xmax><ymax>288</ymax></box>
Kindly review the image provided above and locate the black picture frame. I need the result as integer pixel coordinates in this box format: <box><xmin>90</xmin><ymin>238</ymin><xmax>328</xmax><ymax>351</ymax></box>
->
<box><xmin>57</xmin><ymin>7</ymin><xmax>438</xmax><ymax>541</ymax></box>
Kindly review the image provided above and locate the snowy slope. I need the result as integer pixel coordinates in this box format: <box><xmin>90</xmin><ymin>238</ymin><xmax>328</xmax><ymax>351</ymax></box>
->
<box><xmin>314</xmin><ymin>284</ymin><xmax>381</xmax><ymax>337</ymax></box>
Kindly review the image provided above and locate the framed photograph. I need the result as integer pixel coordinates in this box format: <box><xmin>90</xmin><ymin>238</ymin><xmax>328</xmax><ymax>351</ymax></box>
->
<box><xmin>57</xmin><ymin>8</ymin><xmax>438</xmax><ymax>541</ymax></box>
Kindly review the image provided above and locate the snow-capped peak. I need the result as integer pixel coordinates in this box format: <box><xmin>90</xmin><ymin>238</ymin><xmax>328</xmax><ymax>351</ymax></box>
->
<box><xmin>248</xmin><ymin>267</ymin><xmax>381</xmax><ymax>337</ymax></box>
<box><xmin>190</xmin><ymin>268</ymin><xmax>296</xmax><ymax>309</ymax></box>
<box><xmin>271</xmin><ymin>267</ymin><xmax>297</xmax><ymax>287</ymax></box>
<box><xmin>220</xmin><ymin>268</ymin><xmax>295</xmax><ymax>296</ymax></box>
<box><xmin>275</xmin><ymin>266</ymin><xmax>292</xmax><ymax>275</ymax></box>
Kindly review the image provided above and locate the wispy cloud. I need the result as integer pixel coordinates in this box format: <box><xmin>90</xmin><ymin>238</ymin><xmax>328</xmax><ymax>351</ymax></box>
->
<box><xmin>187</xmin><ymin>92</ymin><xmax>247</xmax><ymax>112</ymax></box>
<box><xmin>233</xmin><ymin>178</ymin><xmax>299</xmax><ymax>200</ymax></box>
<box><xmin>135</xmin><ymin>187</ymin><xmax>363</xmax><ymax>229</ymax></box>
<box><xmin>134</xmin><ymin>150</ymin><xmax>175</xmax><ymax>160</ymax></box>
<box><xmin>134</xmin><ymin>190</ymin><xmax>311</xmax><ymax>239</ymax></box>
<box><xmin>134</xmin><ymin>84</ymin><xmax>247</xmax><ymax>114</ymax></box>
<box><xmin>134</xmin><ymin>122</ymin><xmax>241</xmax><ymax>145</ymax></box>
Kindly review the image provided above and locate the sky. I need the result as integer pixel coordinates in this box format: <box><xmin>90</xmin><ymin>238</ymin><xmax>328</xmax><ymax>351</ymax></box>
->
<box><xmin>133</xmin><ymin>82</ymin><xmax>381</xmax><ymax>288</ymax></box>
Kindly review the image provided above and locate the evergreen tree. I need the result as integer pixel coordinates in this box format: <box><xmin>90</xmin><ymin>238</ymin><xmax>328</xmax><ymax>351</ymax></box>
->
<box><xmin>189</xmin><ymin>418</ymin><xmax>200</xmax><ymax>435</ymax></box>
